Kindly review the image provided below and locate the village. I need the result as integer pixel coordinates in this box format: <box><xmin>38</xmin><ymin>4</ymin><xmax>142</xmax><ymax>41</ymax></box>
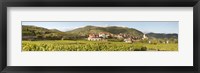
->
<box><xmin>86</xmin><ymin>32</ymin><xmax>173</xmax><ymax>44</ymax></box>
<box><xmin>22</xmin><ymin>31</ymin><xmax>172</xmax><ymax>44</ymax></box>
<box><xmin>87</xmin><ymin>32</ymin><xmax>149</xmax><ymax>43</ymax></box>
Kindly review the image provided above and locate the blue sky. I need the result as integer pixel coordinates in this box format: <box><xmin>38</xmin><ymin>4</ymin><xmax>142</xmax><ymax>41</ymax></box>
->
<box><xmin>22</xmin><ymin>21</ymin><xmax>178</xmax><ymax>34</ymax></box>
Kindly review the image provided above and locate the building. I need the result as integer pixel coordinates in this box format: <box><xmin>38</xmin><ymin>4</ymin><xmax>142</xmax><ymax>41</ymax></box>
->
<box><xmin>99</xmin><ymin>32</ymin><xmax>111</xmax><ymax>38</ymax></box>
<box><xmin>142</xmin><ymin>34</ymin><xmax>148</xmax><ymax>40</ymax></box>
<box><xmin>124</xmin><ymin>37</ymin><xmax>134</xmax><ymax>43</ymax></box>
<box><xmin>116</xmin><ymin>33</ymin><xmax>129</xmax><ymax>39</ymax></box>
<box><xmin>87</xmin><ymin>34</ymin><xmax>102</xmax><ymax>41</ymax></box>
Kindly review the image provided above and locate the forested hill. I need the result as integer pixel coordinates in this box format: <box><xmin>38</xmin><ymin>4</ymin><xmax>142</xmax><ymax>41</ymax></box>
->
<box><xmin>22</xmin><ymin>25</ymin><xmax>63</xmax><ymax>36</ymax></box>
<box><xmin>66</xmin><ymin>26</ymin><xmax>144</xmax><ymax>37</ymax></box>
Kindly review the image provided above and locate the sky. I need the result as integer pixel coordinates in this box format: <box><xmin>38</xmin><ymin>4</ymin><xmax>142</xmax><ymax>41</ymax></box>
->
<box><xmin>22</xmin><ymin>21</ymin><xmax>178</xmax><ymax>34</ymax></box>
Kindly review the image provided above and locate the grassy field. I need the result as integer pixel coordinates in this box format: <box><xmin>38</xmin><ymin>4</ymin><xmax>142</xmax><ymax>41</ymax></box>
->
<box><xmin>22</xmin><ymin>40</ymin><xmax>178</xmax><ymax>51</ymax></box>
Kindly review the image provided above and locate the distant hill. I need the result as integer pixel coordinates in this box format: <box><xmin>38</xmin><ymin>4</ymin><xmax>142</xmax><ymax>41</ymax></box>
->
<box><xmin>66</xmin><ymin>26</ymin><xmax>144</xmax><ymax>37</ymax></box>
<box><xmin>49</xmin><ymin>29</ymin><xmax>62</xmax><ymax>32</ymax></box>
<box><xmin>22</xmin><ymin>25</ymin><xmax>67</xmax><ymax>37</ymax></box>
<box><xmin>146</xmin><ymin>33</ymin><xmax>178</xmax><ymax>39</ymax></box>
<box><xmin>22</xmin><ymin>25</ymin><xmax>52</xmax><ymax>36</ymax></box>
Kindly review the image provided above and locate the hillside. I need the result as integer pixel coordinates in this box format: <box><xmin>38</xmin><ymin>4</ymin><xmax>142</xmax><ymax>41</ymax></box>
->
<box><xmin>22</xmin><ymin>25</ymin><xmax>53</xmax><ymax>36</ymax></box>
<box><xmin>22</xmin><ymin>25</ymin><xmax>71</xmax><ymax>40</ymax></box>
<box><xmin>66</xmin><ymin>26</ymin><xmax>144</xmax><ymax>37</ymax></box>
<box><xmin>146</xmin><ymin>33</ymin><xmax>178</xmax><ymax>39</ymax></box>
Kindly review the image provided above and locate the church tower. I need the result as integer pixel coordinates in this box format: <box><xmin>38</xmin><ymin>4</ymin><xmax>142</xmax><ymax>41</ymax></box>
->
<box><xmin>142</xmin><ymin>34</ymin><xmax>148</xmax><ymax>40</ymax></box>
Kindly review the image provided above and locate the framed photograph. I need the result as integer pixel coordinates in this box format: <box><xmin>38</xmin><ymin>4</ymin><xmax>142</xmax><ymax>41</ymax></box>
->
<box><xmin>0</xmin><ymin>0</ymin><xmax>200</xmax><ymax>73</ymax></box>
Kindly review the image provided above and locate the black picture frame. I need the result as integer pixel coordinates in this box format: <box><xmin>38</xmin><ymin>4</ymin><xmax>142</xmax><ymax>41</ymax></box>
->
<box><xmin>0</xmin><ymin>0</ymin><xmax>200</xmax><ymax>73</ymax></box>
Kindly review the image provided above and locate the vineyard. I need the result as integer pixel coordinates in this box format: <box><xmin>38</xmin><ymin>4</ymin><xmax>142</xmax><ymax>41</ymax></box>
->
<box><xmin>22</xmin><ymin>40</ymin><xmax>178</xmax><ymax>51</ymax></box>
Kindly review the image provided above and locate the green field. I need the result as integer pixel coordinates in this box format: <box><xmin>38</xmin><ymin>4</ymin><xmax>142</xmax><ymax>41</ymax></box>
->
<box><xmin>22</xmin><ymin>40</ymin><xmax>178</xmax><ymax>51</ymax></box>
